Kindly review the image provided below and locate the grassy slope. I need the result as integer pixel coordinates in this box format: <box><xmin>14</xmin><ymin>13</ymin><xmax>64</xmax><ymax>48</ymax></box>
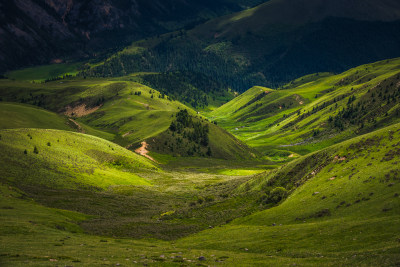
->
<box><xmin>177</xmin><ymin>122</ymin><xmax>400</xmax><ymax>265</ymax></box>
<box><xmin>0</xmin><ymin>127</ymin><xmax>261</xmax><ymax>240</ymax></box>
<box><xmin>0</xmin><ymin>129</ymin><xmax>156</xmax><ymax>190</ymax></box>
<box><xmin>0</xmin><ymin>77</ymin><xmax>255</xmax><ymax>159</ymax></box>
<box><xmin>78</xmin><ymin>81</ymin><xmax>190</xmax><ymax>146</ymax></box>
<box><xmin>208</xmin><ymin>58</ymin><xmax>400</xmax><ymax>158</ymax></box>
<box><xmin>0</xmin><ymin>102</ymin><xmax>74</xmax><ymax>131</ymax></box>
<box><xmin>1</xmin><ymin>122</ymin><xmax>399</xmax><ymax>266</ymax></box>
<box><xmin>0</xmin><ymin>78</ymin><xmax>189</xmax><ymax>145</ymax></box>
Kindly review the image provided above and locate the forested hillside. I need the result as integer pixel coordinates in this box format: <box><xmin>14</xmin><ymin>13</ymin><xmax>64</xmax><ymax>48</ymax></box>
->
<box><xmin>83</xmin><ymin>0</ymin><xmax>400</xmax><ymax>91</ymax></box>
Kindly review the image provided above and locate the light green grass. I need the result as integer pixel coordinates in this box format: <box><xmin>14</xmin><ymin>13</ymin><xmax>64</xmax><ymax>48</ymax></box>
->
<box><xmin>208</xmin><ymin>58</ymin><xmax>400</xmax><ymax>156</ymax></box>
<box><xmin>177</xmin><ymin>122</ymin><xmax>400</xmax><ymax>265</ymax></box>
<box><xmin>217</xmin><ymin>169</ymin><xmax>265</xmax><ymax>176</ymax></box>
<box><xmin>1</xmin><ymin>123</ymin><xmax>399</xmax><ymax>266</ymax></box>
<box><xmin>0</xmin><ymin>128</ymin><xmax>156</xmax><ymax>189</ymax></box>
<box><xmin>0</xmin><ymin>102</ymin><xmax>74</xmax><ymax>131</ymax></box>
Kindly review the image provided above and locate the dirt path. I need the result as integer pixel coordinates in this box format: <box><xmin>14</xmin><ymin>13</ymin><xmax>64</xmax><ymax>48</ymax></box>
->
<box><xmin>64</xmin><ymin>104</ymin><xmax>101</xmax><ymax>117</ymax></box>
<box><xmin>69</xmin><ymin>118</ymin><xmax>85</xmax><ymax>133</ymax></box>
<box><xmin>134</xmin><ymin>101</ymin><xmax>150</xmax><ymax>109</ymax></box>
<box><xmin>135</xmin><ymin>141</ymin><xmax>157</xmax><ymax>163</ymax></box>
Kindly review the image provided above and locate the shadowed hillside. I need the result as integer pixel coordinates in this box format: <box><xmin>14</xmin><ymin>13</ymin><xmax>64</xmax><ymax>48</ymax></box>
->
<box><xmin>83</xmin><ymin>0</ymin><xmax>400</xmax><ymax>90</ymax></box>
<box><xmin>0</xmin><ymin>0</ymin><xmax>266</xmax><ymax>73</ymax></box>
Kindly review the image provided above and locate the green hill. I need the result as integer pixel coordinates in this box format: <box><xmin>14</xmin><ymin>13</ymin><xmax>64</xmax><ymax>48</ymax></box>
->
<box><xmin>1</xmin><ymin>120</ymin><xmax>399</xmax><ymax>266</ymax></box>
<box><xmin>177</xmin><ymin>121</ymin><xmax>400</xmax><ymax>265</ymax></box>
<box><xmin>0</xmin><ymin>77</ymin><xmax>255</xmax><ymax>160</ymax></box>
<box><xmin>0</xmin><ymin>127</ymin><xmax>261</xmax><ymax>241</ymax></box>
<box><xmin>209</xmin><ymin>58</ymin><xmax>400</xmax><ymax>158</ymax></box>
<box><xmin>147</xmin><ymin>109</ymin><xmax>257</xmax><ymax>160</ymax></box>
<box><xmin>0</xmin><ymin>102</ymin><xmax>75</xmax><ymax>131</ymax></box>
<box><xmin>0</xmin><ymin>128</ymin><xmax>156</xmax><ymax>190</ymax></box>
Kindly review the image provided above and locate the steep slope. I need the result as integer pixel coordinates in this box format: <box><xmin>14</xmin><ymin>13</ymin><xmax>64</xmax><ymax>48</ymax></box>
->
<box><xmin>86</xmin><ymin>0</ymin><xmax>400</xmax><ymax>90</ymax></box>
<box><xmin>0</xmin><ymin>0</ymin><xmax>266</xmax><ymax>73</ymax></box>
<box><xmin>209</xmin><ymin>58</ymin><xmax>400</xmax><ymax>157</ymax></box>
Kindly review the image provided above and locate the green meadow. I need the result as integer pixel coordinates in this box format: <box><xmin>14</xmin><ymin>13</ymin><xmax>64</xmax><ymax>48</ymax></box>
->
<box><xmin>208</xmin><ymin>58</ymin><xmax>400</xmax><ymax>157</ymax></box>
<box><xmin>0</xmin><ymin>58</ymin><xmax>399</xmax><ymax>266</ymax></box>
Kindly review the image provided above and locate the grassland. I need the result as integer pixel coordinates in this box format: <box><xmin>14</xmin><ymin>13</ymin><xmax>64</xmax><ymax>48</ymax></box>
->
<box><xmin>0</xmin><ymin>76</ymin><xmax>255</xmax><ymax>160</ymax></box>
<box><xmin>0</xmin><ymin>58</ymin><xmax>399</xmax><ymax>266</ymax></box>
<box><xmin>1</xmin><ymin>122</ymin><xmax>399</xmax><ymax>266</ymax></box>
<box><xmin>0</xmin><ymin>129</ymin><xmax>156</xmax><ymax>189</ymax></box>
<box><xmin>0</xmin><ymin>102</ymin><xmax>74</xmax><ymax>131</ymax></box>
<box><xmin>208</xmin><ymin>58</ymin><xmax>400</xmax><ymax>158</ymax></box>
<box><xmin>0</xmin><ymin>127</ymin><xmax>263</xmax><ymax>241</ymax></box>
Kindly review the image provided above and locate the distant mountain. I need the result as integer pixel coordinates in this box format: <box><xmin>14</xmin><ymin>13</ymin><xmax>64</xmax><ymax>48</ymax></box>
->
<box><xmin>86</xmin><ymin>0</ymin><xmax>400</xmax><ymax>90</ymax></box>
<box><xmin>0</xmin><ymin>0</ymin><xmax>266</xmax><ymax>73</ymax></box>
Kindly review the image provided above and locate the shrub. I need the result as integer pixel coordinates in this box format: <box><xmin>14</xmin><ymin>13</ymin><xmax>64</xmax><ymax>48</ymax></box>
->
<box><xmin>197</xmin><ymin>196</ymin><xmax>204</xmax><ymax>204</ymax></box>
<box><xmin>205</xmin><ymin>195</ymin><xmax>215</xmax><ymax>202</ymax></box>
<box><xmin>265</xmin><ymin>187</ymin><xmax>288</xmax><ymax>204</ymax></box>
<box><xmin>33</xmin><ymin>146</ymin><xmax>39</xmax><ymax>154</ymax></box>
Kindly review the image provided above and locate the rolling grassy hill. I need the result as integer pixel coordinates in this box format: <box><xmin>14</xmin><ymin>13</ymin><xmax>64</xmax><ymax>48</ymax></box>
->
<box><xmin>178</xmin><ymin>121</ymin><xmax>400</xmax><ymax>265</ymax></box>
<box><xmin>0</xmin><ymin>128</ymin><xmax>156</xmax><ymax>190</ymax></box>
<box><xmin>0</xmin><ymin>76</ymin><xmax>255</xmax><ymax>160</ymax></box>
<box><xmin>0</xmin><ymin>102</ymin><xmax>75</xmax><ymax>131</ymax></box>
<box><xmin>0</xmin><ymin>127</ymin><xmax>263</xmax><ymax>241</ymax></box>
<box><xmin>208</xmin><ymin>58</ymin><xmax>400</xmax><ymax>158</ymax></box>
<box><xmin>1</xmin><ymin>120</ymin><xmax>399</xmax><ymax>266</ymax></box>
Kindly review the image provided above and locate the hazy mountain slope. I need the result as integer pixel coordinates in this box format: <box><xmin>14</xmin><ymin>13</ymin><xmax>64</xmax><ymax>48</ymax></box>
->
<box><xmin>0</xmin><ymin>0</ymin><xmax>266</xmax><ymax>73</ymax></box>
<box><xmin>87</xmin><ymin>0</ymin><xmax>400</xmax><ymax>90</ymax></box>
<box><xmin>208</xmin><ymin>58</ymin><xmax>400</xmax><ymax>156</ymax></box>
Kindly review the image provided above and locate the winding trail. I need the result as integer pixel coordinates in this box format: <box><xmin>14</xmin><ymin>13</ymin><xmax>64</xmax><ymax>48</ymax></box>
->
<box><xmin>135</xmin><ymin>141</ymin><xmax>158</xmax><ymax>163</ymax></box>
<box><xmin>69</xmin><ymin>118</ymin><xmax>85</xmax><ymax>133</ymax></box>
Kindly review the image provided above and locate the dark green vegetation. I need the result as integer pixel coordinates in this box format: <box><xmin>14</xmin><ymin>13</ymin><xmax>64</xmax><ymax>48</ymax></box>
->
<box><xmin>0</xmin><ymin>0</ymin><xmax>266</xmax><ymax>73</ymax></box>
<box><xmin>139</xmin><ymin>71</ymin><xmax>234</xmax><ymax>109</ymax></box>
<box><xmin>149</xmin><ymin>109</ymin><xmax>257</xmax><ymax>159</ymax></box>
<box><xmin>82</xmin><ymin>0</ymin><xmax>400</xmax><ymax>90</ymax></box>
<box><xmin>209</xmin><ymin>58</ymin><xmax>400</xmax><ymax>159</ymax></box>
<box><xmin>5</xmin><ymin>62</ymin><xmax>82</xmax><ymax>83</ymax></box>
